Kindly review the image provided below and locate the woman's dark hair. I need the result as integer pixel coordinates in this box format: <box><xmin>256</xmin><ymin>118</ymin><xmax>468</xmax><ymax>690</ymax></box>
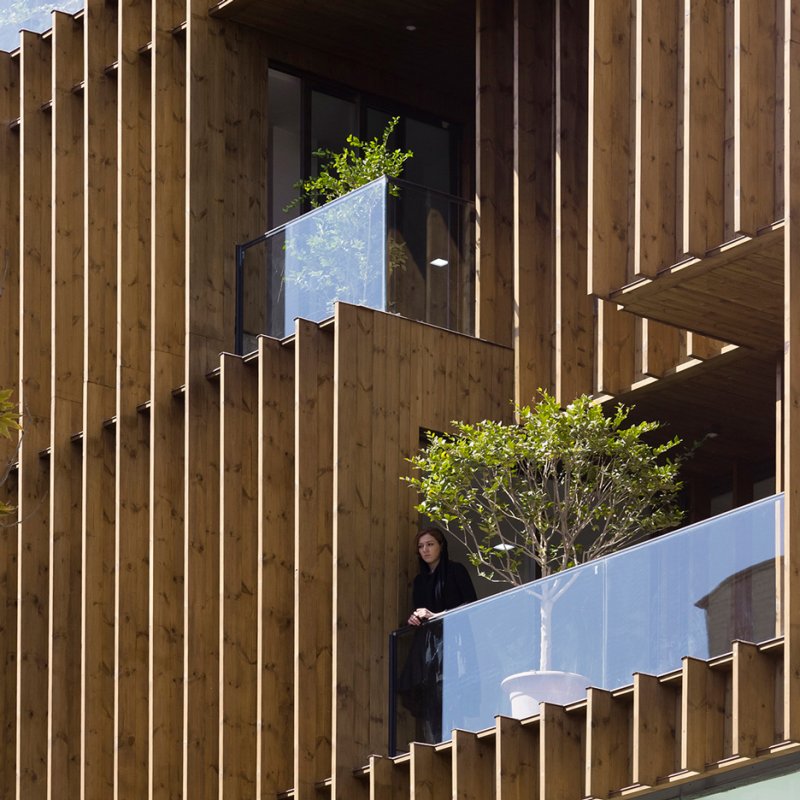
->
<box><xmin>415</xmin><ymin>527</ymin><xmax>449</xmax><ymax>607</ymax></box>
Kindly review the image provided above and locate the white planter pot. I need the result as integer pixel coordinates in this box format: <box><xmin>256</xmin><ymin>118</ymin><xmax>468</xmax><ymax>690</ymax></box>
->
<box><xmin>501</xmin><ymin>670</ymin><xmax>589</xmax><ymax>718</ymax></box>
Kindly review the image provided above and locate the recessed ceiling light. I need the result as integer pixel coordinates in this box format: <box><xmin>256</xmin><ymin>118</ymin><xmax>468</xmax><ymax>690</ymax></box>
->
<box><xmin>406</xmin><ymin>24</ymin><xmax>417</xmax><ymax>31</ymax></box>
<box><xmin>430</xmin><ymin>258</ymin><xmax>448</xmax><ymax>267</ymax></box>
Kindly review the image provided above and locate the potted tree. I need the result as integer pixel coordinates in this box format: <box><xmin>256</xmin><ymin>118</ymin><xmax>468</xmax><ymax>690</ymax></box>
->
<box><xmin>405</xmin><ymin>392</ymin><xmax>685</xmax><ymax>716</ymax></box>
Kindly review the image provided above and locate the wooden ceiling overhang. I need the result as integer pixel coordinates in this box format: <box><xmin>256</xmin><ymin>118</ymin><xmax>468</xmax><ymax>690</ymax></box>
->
<box><xmin>610</xmin><ymin>224</ymin><xmax>784</xmax><ymax>352</ymax></box>
<box><xmin>209</xmin><ymin>0</ymin><xmax>474</xmax><ymax>112</ymax></box>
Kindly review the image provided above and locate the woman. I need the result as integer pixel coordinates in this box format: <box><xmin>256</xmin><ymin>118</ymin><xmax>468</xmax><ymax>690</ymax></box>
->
<box><xmin>408</xmin><ymin>527</ymin><xmax>476</xmax><ymax>625</ymax></box>
<box><xmin>399</xmin><ymin>527</ymin><xmax>477</xmax><ymax>744</ymax></box>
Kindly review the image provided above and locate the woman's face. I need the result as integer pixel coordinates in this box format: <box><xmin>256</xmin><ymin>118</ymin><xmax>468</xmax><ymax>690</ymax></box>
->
<box><xmin>417</xmin><ymin>533</ymin><xmax>442</xmax><ymax>570</ymax></box>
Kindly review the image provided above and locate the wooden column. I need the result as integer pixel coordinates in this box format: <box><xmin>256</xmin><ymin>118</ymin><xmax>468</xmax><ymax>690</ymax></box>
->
<box><xmin>783</xmin><ymin>0</ymin><xmax>800</xmax><ymax>743</ymax></box>
<box><xmin>17</xmin><ymin>29</ymin><xmax>52</xmax><ymax>800</ymax></box>
<box><xmin>49</xmin><ymin>12</ymin><xmax>83</xmax><ymax>799</ymax></box>
<box><xmin>115</xmin><ymin>0</ymin><xmax>151</xmax><ymax>795</ymax></box>
<box><xmin>476</xmin><ymin>0</ymin><xmax>514</xmax><ymax>347</ymax></box>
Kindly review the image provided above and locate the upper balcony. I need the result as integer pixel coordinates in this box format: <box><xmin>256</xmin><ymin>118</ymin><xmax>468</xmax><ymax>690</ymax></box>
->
<box><xmin>390</xmin><ymin>493</ymin><xmax>783</xmax><ymax>754</ymax></box>
<box><xmin>235</xmin><ymin>177</ymin><xmax>475</xmax><ymax>352</ymax></box>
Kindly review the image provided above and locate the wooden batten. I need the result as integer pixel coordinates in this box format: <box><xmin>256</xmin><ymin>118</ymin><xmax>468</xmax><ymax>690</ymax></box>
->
<box><xmin>682</xmin><ymin>0</ymin><xmax>725</xmax><ymax>256</ymax></box>
<box><xmin>476</xmin><ymin>0</ymin><xmax>514</xmax><ymax>347</ymax></box>
<box><xmin>495</xmin><ymin>716</ymin><xmax>538</xmax><ymax>800</ymax></box>
<box><xmin>17</xmin><ymin>29</ymin><xmax>52</xmax><ymax>800</ymax></box>
<box><xmin>115</xmin><ymin>0</ymin><xmax>151</xmax><ymax>795</ymax></box>
<box><xmin>82</xmin><ymin>0</ymin><xmax>118</xmax><ymax>793</ymax></box>
<box><xmin>48</xmin><ymin>12</ymin><xmax>83</xmax><ymax>799</ymax></box>
<box><xmin>732</xmin><ymin>641</ymin><xmax>777</xmax><ymax>758</ymax></box>
<box><xmin>452</xmin><ymin>729</ymin><xmax>493</xmax><ymax>800</ymax></box>
<box><xmin>410</xmin><ymin>742</ymin><xmax>451</xmax><ymax>800</ymax></box>
<box><xmin>585</xmin><ymin>687</ymin><xmax>631</xmax><ymax>799</ymax></box>
<box><xmin>539</xmin><ymin>703</ymin><xmax>584</xmax><ymax>800</ymax></box>
<box><xmin>513</xmin><ymin>0</ymin><xmax>555</xmax><ymax>403</ymax></box>
<box><xmin>639</xmin><ymin>319</ymin><xmax>683</xmax><ymax>379</ymax></box>
<box><xmin>588</xmin><ymin>0</ymin><xmax>632</xmax><ymax>297</ymax></box>
<box><xmin>734</xmin><ymin>0</ymin><xmax>777</xmax><ymax>236</ymax></box>
<box><xmin>633</xmin><ymin>0</ymin><xmax>679</xmax><ymax>279</ymax></box>
<box><xmin>369</xmin><ymin>753</ymin><xmax>409</xmax><ymax>799</ymax></box>
<box><xmin>555</xmin><ymin>0</ymin><xmax>593</xmax><ymax>402</ymax></box>
<box><xmin>219</xmin><ymin>354</ymin><xmax>260</xmax><ymax>796</ymax></box>
<box><xmin>595</xmin><ymin>300</ymin><xmax>636</xmax><ymax>397</ymax></box>
<box><xmin>632</xmin><ymin>673</ymin><xmax>678</xmax><ymax>786</ymax></box>
<box><xmin>294</xmin><ymin>320</ymin><xmax>334</xmax><ymax>799</ymax></box>
<box><xmin>681</xmin><ymin>657</ymin><xmax>727</xmax><ymax>771</ymax></box>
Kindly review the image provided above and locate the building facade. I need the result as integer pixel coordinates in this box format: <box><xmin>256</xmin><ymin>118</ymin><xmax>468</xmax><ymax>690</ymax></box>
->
<box><xmin>0</xmin><ymin>0</ymin><xmax>798</xmax><ymax>798</ymax></box>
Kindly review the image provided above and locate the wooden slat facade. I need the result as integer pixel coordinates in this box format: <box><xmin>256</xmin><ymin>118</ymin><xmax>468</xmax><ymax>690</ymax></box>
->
<box><xmin>0</xmin><ymin>0</ymin><xmax>799</xmax><ymax>799</ymax></box>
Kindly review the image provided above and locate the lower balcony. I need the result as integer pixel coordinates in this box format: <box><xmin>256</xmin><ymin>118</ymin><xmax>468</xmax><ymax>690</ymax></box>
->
<box><xmin>235</xmin><ymin>176</ymin><xmax>475</xmax><ymax>352</ymax></box>
<box><xmin>389</xmin><ymin>493</ymin><xmax>783</xmax><ymax>755</ymax></box>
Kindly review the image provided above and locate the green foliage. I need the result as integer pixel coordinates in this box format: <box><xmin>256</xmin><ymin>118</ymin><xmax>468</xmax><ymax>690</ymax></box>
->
<box><xmin>286</xmin><ymin>116</ymin><xmax>413</xmax><ymax>210</ymax></box>
<box><xmin>0</xmin><ymin>388</ymin><xmax>21</xmax><ymax>517</ymax></box>
<box><xmin>406</xmin><ymin>392</ymin><xmax>685</xmax><ymax>586</ymax></box>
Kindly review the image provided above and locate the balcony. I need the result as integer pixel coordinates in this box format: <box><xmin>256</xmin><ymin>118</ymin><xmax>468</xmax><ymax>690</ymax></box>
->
<box><xmin>235</xmin><ymin>176</ymin><xmax>475</xmax><ymax>352</ymax></box>
<box><xmin>389</xmin><ymin>494</ymin><xmax>783</xmax><ymax>754</ymax></box>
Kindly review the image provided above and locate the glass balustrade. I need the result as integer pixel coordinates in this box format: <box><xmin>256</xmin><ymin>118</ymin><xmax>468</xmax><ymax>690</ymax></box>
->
<box><xmin>389</xmin><ymin>494</ymin><xmax>784</xmax><ymax>754</ymax></box>
<box><xmin>235</xmin><ymin>176</ymin><xmax>475</xmax><ymax>352</ymax></box>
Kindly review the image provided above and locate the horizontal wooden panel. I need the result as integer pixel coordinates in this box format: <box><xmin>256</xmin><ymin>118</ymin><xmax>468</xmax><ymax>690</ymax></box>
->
<box><xmin>612</xmin><ymin>226</ymin><xmax>783</xmax><ymax>350</ymax></box>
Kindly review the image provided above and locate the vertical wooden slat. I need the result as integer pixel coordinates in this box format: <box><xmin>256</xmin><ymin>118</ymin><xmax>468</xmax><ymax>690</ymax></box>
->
<box><xmin>683</xmin><ymin>0</ymin><xmax>726</xmax><ymax>256</ymax></box>
<box><xmin>115</xmin><ymin>0</ymin><xmax>151</xmax><ymax>796</ymax></box>
<box><xmin>685</xmin><ymin>332</ymin><xmax>725</xmax><ymax>360</ymax></box>
<box><xmin>681</xmin><ymin>657</ymin><xmax>726</xmax><ymax>771</ymax></box>
<box><xmin>495</xmin><ymin>716</ymin><xmax>538</xmax><ymax>800</ymax></box>
<box><xmin>82</xmin><ymin>1</ymin><xmax>118</xmax><ymax>794</ymax></box>
<box><xmin>17</xmin><ymin>29</ymin><xmax>52</xmax><ymax>800</ymax></box>
<box><xmin>539</xmin><ymin>703</ymin><xmax>583</xmax><ymax>800</ymax></box>
<box><xmin>555</xmin><ymin>0</ymin><xmax>594</xmax><ymax>401</ymax></box>
<box><xmin>258</xmin><ymin>336</ymin><xmax>294</xmax><ymax>795</ymax></box>
<box><xmin>294</xmin><ymin>320</ymin><xmax>333</xmax><ymax>798</ymax></box>
<box><xmin>732</xmin><ymin>641</ymin><xmax>775</xmax><ymax>757</ymax></box>
<box><xmin>410</xmin><ymin>742</ymin><xmax>450</xmax><ymax>800</ymax></box>
<box><xmin>476</xmin><ymin>0</ymin><xmax>514</xmax><ymax>346</ymax></box>
<box><xmin>640</xmin><ymin>319</ymin><xmax>682</xmax><ymax>378</ymax></box>
<box><xmin>370</xmin><ymin>753</ymin><xmax>407</xmax><ymax>800</ymax></box>
<box><xmin>632</xmin><ymin>674</ymin><xmax>677</xmax><ymax>785</ymax></box>
<box><xmin>0</xmin><ymin>47</ymin><xmax>20</xmax><ymax>800</ymax></box>
<box><xmin>513</xmin><ymin>0</ymin><xmax>554</xmax><ymax>403</ymax></box>
<box><xmin>588</xmin><ymin>0</ymin><xmax>632</xmax><ymax>296</ymax></box>
<box><xmin>452</xmin><ymin>729</ymin><xmax>492</xmax><ymax>800</ymax></box>
<box><xmin>219</xmin><ymin>354</ymin><xmax>259</xmax><ymax>797</ymax></box>
<box><xmin>783</xmin><ymin>0</ymin><xmax>800</xmax><ymax>741</ymax></box>
<box><xmin>48</xmin><ymin>12</ymin><xmax>83</xmax><ymax>800</ymax></box>
<box><xmin>734</xmin><ymin>0</ymin><xmax>777</xmax><ymax>236</ymax></box>
<box><xmin>595</xmin><ymin>300</ymin><xmax>636</xmax><ymax>396</ymax></box>
<box><xmin>634</xmin><ymin>0</ymin><xmax>679</xmax><ymax>279</ymax></box>
<box><xmin>585</xmin><ymin>688</ymin><xmax>630</xmax><ymax>799</ymax></box>
<box><xmin>150</xmin><ymin>1</ymin><xmax>186</xmax><ymax>796</ymax></box>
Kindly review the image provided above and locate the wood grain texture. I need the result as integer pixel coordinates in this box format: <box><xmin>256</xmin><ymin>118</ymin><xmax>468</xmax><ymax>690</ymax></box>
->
<box><xmin>539</xmin><ymin>703</ymin><xmax>583</xmax><ymax>800</ymax></box>
<box><xmin>585</xmin><ymin>688</ymin><xmax>630</xmax><ymax>798</ymax></box>
<box><xmin>17</xmin><ymin>30</ymin><xmax>52</xmax><ymax>800</ymax></box>
<box><xmin>495</xmin><ymin>715</ymin><xmax>538</xmax><ymax>800</ymax></box>
<box><xmin>681</xmin><ymin>657</ymin><xmax>727</xmax><ymax>771</ymax></box>
<box><xmin>732</xmin><ymin>641</ymin><xmax>776</xmax><ymax>757</ymax></box>
<box><xmin>452</xmin><ymin>729</ymin><xmax>492</xmax><ymax>800</ymax></box>
<box><xmin>632</xmin><ymin>674</ymin><xmax>677</xmax><ymax>785</ymax></box>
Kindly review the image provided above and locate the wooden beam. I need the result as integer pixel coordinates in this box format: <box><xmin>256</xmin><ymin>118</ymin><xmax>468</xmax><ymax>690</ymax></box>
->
<box><xmin>634</xmin><ymin>0</ymin><xmax>679</xmax><ymax>278</ymax></box>
<box><xmin>476</xmin><ymin>0</ymin><xmax>514</xmax><ymax>346</ymax></box>
<box><xmin>555</xmin><ymin>0</ymin><xmax>594</xmax><ymax>402</ymax></box>
<box><xmin>585</xmin><ymin>688</ymin><xmax>630</xmax><ymax>798</ymax></box>
<box><xmin>495</xmin><ymin>716</ymin><xmax>538</xmax><ymax>800</ymax></box>
<box><xmin>115</xmin><ymin>0</ymin><xmax>150</xmax><ymax>794</ymax></box>
<box><xmin>513</xmin><ymin>0</ymin><xmax>554</xmax><ymax>403</ymax></box>
<box><xmin>682</xmin><ymin>0</ymin><xmax>725</xmax><ymax>256</ymax></box>
<box><xmin>48</xmin><ymin>12</ymin><xmax>83</xmax><ymax>799</ymax></box>
<box><xmin>294</xmin><ymin>320</ymin><xmax>334</xmax><ymax>799</ymax></box>
<box><xmin>632</xmin><ymin>674</ymin><xmax>677</xmax><ymax>785</ymax></box>
<box><xmin>588</xmin><ymin>0</ymin><xmax>632</xmax><ymax>297</ymax></box>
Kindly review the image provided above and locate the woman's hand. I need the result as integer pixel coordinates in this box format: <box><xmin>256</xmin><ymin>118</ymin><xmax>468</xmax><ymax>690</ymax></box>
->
<box><xmin>408</xmin><ymin>607</ymin><xmax>434</xmax><ymax>626</ymax></box>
